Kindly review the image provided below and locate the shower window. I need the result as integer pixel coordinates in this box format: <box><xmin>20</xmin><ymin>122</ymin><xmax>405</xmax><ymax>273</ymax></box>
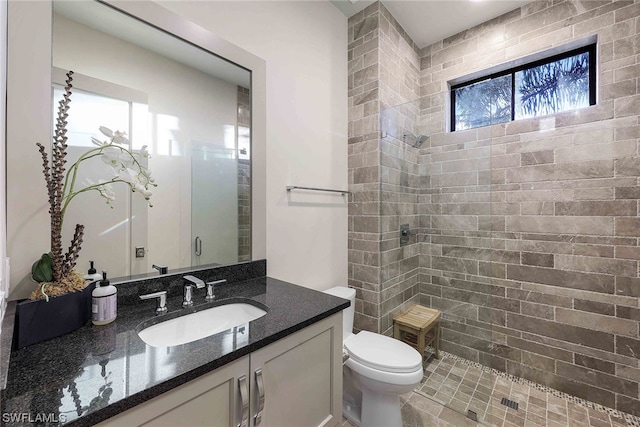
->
<box><xmin>452</xmin><ymin>74</ymin><xmax>512</xmax><ymax>130</ymax></box>
<box><xmin>451</xmin><ymin>43</ymin><xmax>596</xmax><ymax>131</ymax></box>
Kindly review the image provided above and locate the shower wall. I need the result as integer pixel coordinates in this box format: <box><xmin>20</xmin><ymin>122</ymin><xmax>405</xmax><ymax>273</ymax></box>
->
<box><xmin>419</xmin><ymin>0</ymin><xmax>640</xmax><ymax>416</ymax></box>
<box><xmin>348</xmin><ymin>0</ymin><xmax>640</xmax><ymax>417</ymax></box>
<box><xmin>237</xmin><ymin>86</ymin><xmax>251</xmax><ymax>262</ymax></box>
<box><xmin>348</xmin><ymin>2</ymin><xmax>422</xmax><ymax>334</ymax></box>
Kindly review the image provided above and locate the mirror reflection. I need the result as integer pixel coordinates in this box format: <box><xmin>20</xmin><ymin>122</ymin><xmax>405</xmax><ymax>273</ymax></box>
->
<box><xmin>52</xmin><ymin>1</ymin><xmax>252</xmax><ymax>279</ymax></box>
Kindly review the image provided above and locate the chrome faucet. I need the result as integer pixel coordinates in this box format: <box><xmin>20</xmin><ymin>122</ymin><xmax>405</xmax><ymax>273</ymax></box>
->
<box><xmin>152</xmin><ymin>264</ymin><xmax>168</xmax><ymax>275</ymax></box>
<box><xmin>139</xmin><ymin>290</ymin><xmax>168</xmax><ymax>314</ymax></box>
<box><xmin>205</xmin><ymin>279</ymin><xmax>227</xmax><ymax>302</ymax></box>
<box><xmin>182</xmin><ymin>275</ymin><xmax>205</xmax><ymax>307</ymax></box>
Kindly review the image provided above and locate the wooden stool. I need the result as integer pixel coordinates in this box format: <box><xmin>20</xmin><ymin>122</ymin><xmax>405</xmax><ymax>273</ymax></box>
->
<box><xmin>393</xmin><ymin>304</ymin><xmax>441</xmax><ymax>359</ymax></box>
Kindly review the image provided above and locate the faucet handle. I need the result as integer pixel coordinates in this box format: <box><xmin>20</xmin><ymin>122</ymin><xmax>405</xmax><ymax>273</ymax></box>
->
<box><xmin>205</xmin><ymin>279</ymin><xmax>226</xmax><ymax>301</ymax></box>
<box><xmin>183</xmin><ymin>275</ymin><xmax>205</xmax><ymax>289</ymax></box>
<box><xmin>139</xmin><ymin>290</ymin><xmax>168</xmax><ymax>314</ymax></box>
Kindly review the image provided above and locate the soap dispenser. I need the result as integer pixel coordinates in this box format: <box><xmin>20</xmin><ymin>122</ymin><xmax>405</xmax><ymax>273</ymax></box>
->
<box><xmin>84</xmin><ymin>261</ymin><xmax>102</xmax><ymax>283</ymax></box>
<box><xmin>92</xmin><ymin>271</ymin><xmax>117</xmax><ymax>325</ymax></box>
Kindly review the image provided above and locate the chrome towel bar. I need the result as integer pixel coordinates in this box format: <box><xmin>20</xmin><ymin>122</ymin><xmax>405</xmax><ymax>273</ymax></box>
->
<box><xmin>286</xmin><ymin>185</ymin><xmax>350</xmax><ymax>195</ymax></box>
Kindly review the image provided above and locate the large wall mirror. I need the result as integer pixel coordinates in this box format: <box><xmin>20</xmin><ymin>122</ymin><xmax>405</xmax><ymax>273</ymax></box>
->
<box><xmin>53</xmin><ymin>1</ymin><xmax>251</xmax><ymax>279</ymax></box>
<box><xmin>6</xmin><ymin>0</ymin><xmax>266</xmax><ymax>297</ymax></box>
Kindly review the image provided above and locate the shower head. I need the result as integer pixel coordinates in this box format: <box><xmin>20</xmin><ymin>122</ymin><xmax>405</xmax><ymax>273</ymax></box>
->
<box><xmin>413</xmin><ymin>134</ymin><xmax>428</xmax><ymax>148</ymax></box>
<box><xmin>403</xmin><ymin>133</ymin><xmax>428</xmax><ymax>148</ymax></box>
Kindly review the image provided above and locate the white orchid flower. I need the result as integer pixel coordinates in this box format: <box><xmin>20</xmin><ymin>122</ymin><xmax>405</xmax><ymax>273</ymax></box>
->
<box><xmin>98</xmin><ymin>180</ymin><xmax>116</xmax><ymax>201</ymax></box>
<box><xmin>101</xmin><ymin>148</ymin><xmax>121</xmax><ymax>168</ymax></box>
<box><xmin>134</xmin><ymin>183</ymin><xmax>153</xmax><ymax>199</ymax></box>
<box><xmin>65</xmin><ymin>125</ymin><xmax>156</xmax><ymax>212</ymax></box>
<box><xmin>119</xmin><ymin>153</ymin><xmax>135</xmax><ymax>168</ymax></box>
<box><xmin>136</xmin><ymin>169</ymin><xmax>153</xmax><ymax>185</ymax></box>
<box><xmin>91</xmin><ymin>137</ymin><xmax>107</xmax><ymax>147</ymax></box>
<box><xmin>139</xmin><ymin>145</ymin><xmax>150</xmax><ymax>158</ymax></box>
<box><xmin>99</xmin><ymin>126</ymin><xmax>114</xmax><ymax>138</ymax></box>
<box><xmin>80</xmin><ymin>178</ymin><xmax>116</xmax><ymax>207</ymax></box>
<box><xmin>112</xmin><ymin>130</ymin><xmax>129</xmax><ymax>145</ymax></box>
<box><xmin>117</xmin><ymin>168</ymin><xmax>136</xmax><ymax>184</ymax></box>
<box><xmin>95</xmin><ymin>180</ymin><xmax>116</xmax><ymax>207</ymax></box>
<box><xmin>99</xmin><ymin>126</ymin><xmax>129</xmax><ymax>145</ymax></box>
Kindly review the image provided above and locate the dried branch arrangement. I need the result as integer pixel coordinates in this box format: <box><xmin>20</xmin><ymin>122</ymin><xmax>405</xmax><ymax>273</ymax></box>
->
<box><xmin>30</xmin><ymin>70</ymin><xmax>156</xmax><ymax>300</ymax></box>
<box><xmin>35</xmin><ymin>71</ymin><xmax>85</xmax><ymax>284</ymax></box>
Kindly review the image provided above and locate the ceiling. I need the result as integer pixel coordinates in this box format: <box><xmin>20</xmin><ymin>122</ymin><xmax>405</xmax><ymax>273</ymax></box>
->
<box><xmin>331</xmin><ymin>0</ymin><xmax>530</xmax><ymax>48</ymax></box>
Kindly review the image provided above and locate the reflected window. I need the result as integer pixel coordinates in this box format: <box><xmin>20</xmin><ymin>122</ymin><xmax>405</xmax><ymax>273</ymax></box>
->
<box><xmin>53</xmin><ymin>87</ymin><xmax>130</xmax><ymax>147</ymax></box>
<box><xmin>451</xmin><ymin>44</ymin><xmax>596</xmax><ymax>131</ymax></box>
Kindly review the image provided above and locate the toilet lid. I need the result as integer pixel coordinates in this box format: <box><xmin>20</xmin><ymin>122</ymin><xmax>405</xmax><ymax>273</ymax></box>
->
<box><xmin>345</xmin><ymin>331</ymin><xmax>422</xmax><ymax>373</ymax></box>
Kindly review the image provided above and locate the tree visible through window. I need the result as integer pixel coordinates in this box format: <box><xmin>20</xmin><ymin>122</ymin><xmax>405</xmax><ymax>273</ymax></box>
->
<box><xmin>454</xmin><ymin>75</ymin><xmax>511</xmax><ymax>130</ymax></box>
<box><xmin>451</xmin><ymin>44</ymin><xmax>596</xmax><ymax>131</ymax></box>
<box><xmin>515</xmin><ymin>52</ymin><xmax>590</xmax><ymax>119</ymax></box>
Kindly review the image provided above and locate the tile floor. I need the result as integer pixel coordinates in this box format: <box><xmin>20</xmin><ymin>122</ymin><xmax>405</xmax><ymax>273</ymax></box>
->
<box><xmin>343</xmin><ymin>350</ymin><xmax>640</xmax><ymax>427</ymax></box>
<box><xmin>342</xmin><ymin>392</ymin><xmax>479</xmax><ymax>427</ymax></box>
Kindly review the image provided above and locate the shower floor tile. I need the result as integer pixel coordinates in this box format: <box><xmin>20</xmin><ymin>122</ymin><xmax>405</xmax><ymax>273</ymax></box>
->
<box><xmin>340</xmin><ymin>350</ymin><xmax>639</xmax><ymax>427</ymax></box>
<box><xmin>408</xmin><ymin>351</ymin><xmax>640</xmax><ymax>427</ymax></box>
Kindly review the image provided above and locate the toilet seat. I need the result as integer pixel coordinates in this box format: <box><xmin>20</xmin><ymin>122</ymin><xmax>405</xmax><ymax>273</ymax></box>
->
<box><xmin>345</xmin><ymin>331</ymin><xmax>422</xmax><ymax>373</ymax></box>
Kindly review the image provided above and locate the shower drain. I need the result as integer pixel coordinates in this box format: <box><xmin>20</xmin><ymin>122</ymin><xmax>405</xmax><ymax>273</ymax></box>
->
<box><xmin>466</xmin><ymin>410</ymin><xmax>478</xmax><ymax>421</ymax></box>
<box><xmin>501</xmin><ymin>397</ymin><xmax>519</xmax><ymax>410</ymax></box>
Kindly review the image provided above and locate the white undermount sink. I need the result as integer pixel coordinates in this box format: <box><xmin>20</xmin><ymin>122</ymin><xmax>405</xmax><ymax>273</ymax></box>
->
<box><xmin>138</xmin><ymin>303</ymin><xmax>267</xmax><ymax>347</ymax></box>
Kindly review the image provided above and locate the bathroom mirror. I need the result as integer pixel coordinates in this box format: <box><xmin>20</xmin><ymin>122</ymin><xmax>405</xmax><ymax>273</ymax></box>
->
<box><xmin>52</xmin><ymin>0</ymin><xmax>253</xmax><ymax>279</ymax></box>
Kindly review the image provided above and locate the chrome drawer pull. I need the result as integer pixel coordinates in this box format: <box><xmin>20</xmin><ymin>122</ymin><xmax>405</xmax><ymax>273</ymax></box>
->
<box><xmin>254</xmin><ymin>369</ymin><xmax>265</xmax><ymax>426</ymax></box>
<box><xmin>238</xmin><ymin>375</ymin><xmax>249</xmax><ymax>427</ymax></box>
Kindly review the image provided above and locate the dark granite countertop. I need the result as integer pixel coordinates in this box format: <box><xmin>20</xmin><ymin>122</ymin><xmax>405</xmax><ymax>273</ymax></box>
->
<box><xmin>1</xmin><ymin>271</ymin><xmax>348</xmax><ymax>426</ymax></box>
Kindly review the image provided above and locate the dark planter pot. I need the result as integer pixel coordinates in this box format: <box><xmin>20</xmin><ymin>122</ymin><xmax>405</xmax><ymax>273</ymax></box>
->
<box><xmin>13</xmin><ymin>282</ymin><xmax>96</xmax><ymax>349</ymax></box>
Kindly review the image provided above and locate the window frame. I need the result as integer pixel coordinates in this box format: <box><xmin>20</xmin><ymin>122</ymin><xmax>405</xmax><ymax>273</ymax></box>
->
<box><xmin>450</xmin><ymin>43</ymin><xmax>597</xmax><ymax>132</ymax></box>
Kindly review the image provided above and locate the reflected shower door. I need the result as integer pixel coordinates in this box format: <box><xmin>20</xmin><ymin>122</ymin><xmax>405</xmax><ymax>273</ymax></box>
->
<box><xmin>191</xmin><ymin>142</ymin><xmax>238</xmax><ymax>267</ymax></box>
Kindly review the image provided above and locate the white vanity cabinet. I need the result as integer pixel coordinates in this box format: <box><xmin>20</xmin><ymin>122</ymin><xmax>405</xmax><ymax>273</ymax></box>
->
<box><xmin>97</xmin><ymin>356</ymin><xmax>249</xmax><ymax>427</ymax></box>
<box><xmin>249</xmin><ymin>313</ymin><xmax>342</xmax><ymax>427</ymax></box>
<box><xmin>96</xmin><ymin>313</ymin><xmax>342</xmax><ymax>427</ymax></box>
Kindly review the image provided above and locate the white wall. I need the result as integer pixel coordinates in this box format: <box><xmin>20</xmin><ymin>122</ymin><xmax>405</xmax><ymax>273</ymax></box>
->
<box><xmin>159</xmin><ymin>1</ymin><xmax>349</xmax><ymax>291</ymax></box>
<box><xmin>6</xmin><ymin>1</ymin><xmax>52</xmax><ymax>299</ymax></box>
<box><xmin>0</xmin><ymin>0</ymin><xmax>7</xmax><ymax>321</ymax></box>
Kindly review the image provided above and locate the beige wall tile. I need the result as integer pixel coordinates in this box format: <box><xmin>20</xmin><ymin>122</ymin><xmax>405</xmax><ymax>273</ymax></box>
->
<box><xmin>505</xmin><ymin>216</ymin><xmax>614</xmax><ymax>235</ymax></box>
<box><xmin>555</xmin><ymin>307</ymin><xmax>638</xmax><ymax>337</ymax></box>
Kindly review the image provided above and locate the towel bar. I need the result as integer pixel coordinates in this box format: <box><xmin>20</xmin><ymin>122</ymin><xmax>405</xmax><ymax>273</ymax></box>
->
<box><xmin>286</xmin><ymin>185</ymin><xmax>350</xmax><ymax>195</ymax></box>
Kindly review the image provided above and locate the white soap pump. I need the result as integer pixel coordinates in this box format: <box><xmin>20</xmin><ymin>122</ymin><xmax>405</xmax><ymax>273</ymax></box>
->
<box><xmin>92</xmin><ymin>271</ymin><xmax>118</xmax><ymax>325</ymax></box>
<box><xmin>84</xmin><ymin>261</ymin><xmax>103</xmax><ymax>283</ymax></box>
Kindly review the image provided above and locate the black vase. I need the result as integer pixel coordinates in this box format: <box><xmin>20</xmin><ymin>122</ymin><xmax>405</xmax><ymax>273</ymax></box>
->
<box><xmin>13</xmin><ymin>281</ymin><xmax>96</xmax><ymax>349</ymax></box>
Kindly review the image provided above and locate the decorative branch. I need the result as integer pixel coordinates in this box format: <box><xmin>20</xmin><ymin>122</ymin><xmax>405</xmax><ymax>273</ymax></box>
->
<box><xmin>36</xmin><ymin>143</ymin><xmax>53</xmax><ymax>214</ymax></box>
<box><xmin>33</xmin><ymin>69</ymin><xmax>155</xmax><ymax>290</ymax></box>
<box><xmin>62</xmin><ymin>224</ymin><xmax>84</xmax><ymax>278</ymax></box>
<box><xmin>37</xmin><ymin>71</ymin><xmax>84</xmax><ymax>283</ymax></box>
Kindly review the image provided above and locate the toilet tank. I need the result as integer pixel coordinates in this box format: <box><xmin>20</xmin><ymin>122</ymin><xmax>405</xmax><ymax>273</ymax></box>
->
<box><xmin>323</xmin><ymin>286</ymin><xmax>355</xmax><ymax>342</ymax></box>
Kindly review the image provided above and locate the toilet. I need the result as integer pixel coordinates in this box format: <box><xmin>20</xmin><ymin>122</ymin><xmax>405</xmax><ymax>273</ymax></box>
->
<box><xmin>324</xmin><ymin>286</ymin><xmax>424</xmax><ymax>427</ymax></box>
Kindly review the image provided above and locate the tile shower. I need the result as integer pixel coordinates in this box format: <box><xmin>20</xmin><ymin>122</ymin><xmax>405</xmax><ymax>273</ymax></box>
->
<box><xmin>347</xmin><ymin>0</ymin><xmax>640</xmax><ymax>422</ymax></box>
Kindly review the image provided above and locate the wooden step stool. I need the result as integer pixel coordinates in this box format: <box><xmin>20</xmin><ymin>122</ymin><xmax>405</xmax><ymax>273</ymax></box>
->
<box><xmin>393</xmin><ymin>304</ymin><xmax>441</xmax><ymax>359</ymax></box>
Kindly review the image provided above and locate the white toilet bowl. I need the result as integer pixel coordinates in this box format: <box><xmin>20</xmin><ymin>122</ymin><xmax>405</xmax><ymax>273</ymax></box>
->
<box><xmin>323</xmin><ymin>287</ymin><xmax>424</xmax><ymax>427</ymax></box>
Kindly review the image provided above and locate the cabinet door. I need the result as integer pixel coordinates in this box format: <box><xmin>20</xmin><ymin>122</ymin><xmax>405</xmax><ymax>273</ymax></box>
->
<box><xmin>96</xmin><ymin>356</ymin><xmax>250</xmax><ymax>427</ymax></box>
<box><xmin>250</xmin><ymin>313</ymin><xmax>342</xmax><ymax>427</ymax></box>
